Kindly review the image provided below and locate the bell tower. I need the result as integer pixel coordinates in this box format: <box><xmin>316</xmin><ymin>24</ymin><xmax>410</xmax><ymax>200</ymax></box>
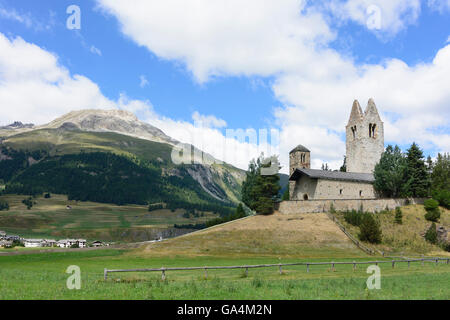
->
<box><xmin>346</xmin><ymin>99</ymin><xmax>384</xmax><ymax>173</ymax></box>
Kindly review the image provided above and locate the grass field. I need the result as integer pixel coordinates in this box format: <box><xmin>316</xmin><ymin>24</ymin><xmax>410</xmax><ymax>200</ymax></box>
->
<box><xmin>0</xmin><ymin>194</ymin><xmax>219</xmax><ymax>241</ymax></box>
<box><xmin>1</xmin><ymin>206</ymin><xmax>449</xmax><ymax>300</ymax></box>
<box><xmin>0</xmin><ymin>249</ymin><xmax>449</xmax><ymax>299</ymax></box>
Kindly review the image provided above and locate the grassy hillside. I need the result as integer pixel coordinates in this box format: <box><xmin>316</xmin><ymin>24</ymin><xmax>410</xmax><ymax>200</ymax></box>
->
<box><xmin>0</xmin><ymin>194</ymin><xmax>220</xmax><ymax>242</ymax></box>
<box><xmin>333</xmin><ymin>205</ymin><xmax>450</xmax><ymax>256</ymax></box>
<box><xmin>137</xmin><ymin>211</ymin><xmax>368</xmax><ymax>259</ymax></box>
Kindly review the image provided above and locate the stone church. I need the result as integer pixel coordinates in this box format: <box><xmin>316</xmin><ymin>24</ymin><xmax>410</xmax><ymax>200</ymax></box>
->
<box><xmin>289</xmin><ymin>99</ymin><xmax>384</xmax><ymax>200</ymax></box>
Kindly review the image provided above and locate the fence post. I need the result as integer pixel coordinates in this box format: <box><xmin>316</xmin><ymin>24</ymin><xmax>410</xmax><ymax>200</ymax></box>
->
<box><xmin>392</xmin><ymin>261</ymin><xmax>395</xmax><ymax>269</ymax></box>
<box><xmin>204</xmin><ymin>267</ymin><xmax>208</xmax><ymax>279</ymax></box>
<box><xmin>161</xmin><ymin>268</ymin><xmax>166</xmax><ymax>281</ymax></box>
<box><xmin>245</xmin><ymin>267</ymin><xmax>248</xmax><ymax>277</ymax></box>
<box><xmin>408</xmin><ymin>260</ymin><xmax>410</xmax><ymax>268</ymax></box>
<box><xmin>331</xmin><ymin>262</ymin><xmax>335</xmax><ymax>272</ymax></box>
<box><xmin>447</xmin><ymin>259</ymin><xmax>449</xmax><ymax>265</ymax></box>
<box><xmin>104</xmin><ymin>268</ymin><xmax>108</xmax><ymax>281</ymax></box>
<box><xmin>306</xmin><ymin>264</ymin><xmax>309</xmax><ymax>273</ymax></box>
<box><xmin>421</xmin><ymin>259</ymin><xmax>424</xmax><ymax>267</ymax></box>
<box><xmin>353</xmin><ymin>261</ymin><xmax>356</xmax><ymax>271</ymax></box>
<box><xmin>436</xmin><ymin>259</ymin><xmax>438</xmax><ymax>266</ymax></box>
<box><xmin>279</xmin><ymin>264</ymin><xmax>282</xmax><ymax>275</ymax></box>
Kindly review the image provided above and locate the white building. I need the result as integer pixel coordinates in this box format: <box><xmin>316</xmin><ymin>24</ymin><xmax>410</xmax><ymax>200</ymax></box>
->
<box><xmin>57</xmin><ymin>239</ymin><xmax>86</xmax><ymax>248</ymax></box>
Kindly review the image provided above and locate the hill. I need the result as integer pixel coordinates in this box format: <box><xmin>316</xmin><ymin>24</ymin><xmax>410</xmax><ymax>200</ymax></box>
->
<box><xmin>138</xmin><ymin>211</ymin><xmax>368</xmax><ymax>258</ymax></box>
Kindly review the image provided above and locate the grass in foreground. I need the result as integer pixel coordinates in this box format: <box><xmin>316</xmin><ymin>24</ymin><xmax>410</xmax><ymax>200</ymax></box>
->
<box><xmin>0</xmin><ymin>249</ymin><xmax>449</xmax><ymax>299</ymax></box>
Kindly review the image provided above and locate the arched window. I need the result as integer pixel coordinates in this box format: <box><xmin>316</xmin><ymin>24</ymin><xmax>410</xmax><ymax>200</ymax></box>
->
<box><xmin>303</xmin><ymin>194</ymin><xmax>309</xmax><ymax>200</ymax></box>
<box><xmin>340</xmin><ymin>189</ymin><xmax>343</xmax><ymax>195</ymax></box>
<box><xmin>359</xmin><ymin>190</ymin><xmax>363</xmax><ymax>197</ymax></box>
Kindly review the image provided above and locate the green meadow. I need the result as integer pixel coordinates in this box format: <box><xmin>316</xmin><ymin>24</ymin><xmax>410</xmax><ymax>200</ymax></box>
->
<box><xmin>0</xmin><ymin>249</ymin><xmax>449</xmax><ymax>299</ymax></box>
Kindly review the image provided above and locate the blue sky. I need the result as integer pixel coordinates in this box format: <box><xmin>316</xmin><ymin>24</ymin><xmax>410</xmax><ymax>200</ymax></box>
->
<box><xmin>0</xmin><ymin>0</ymin><xmax>449</xmax><ymax>172</ymax></box>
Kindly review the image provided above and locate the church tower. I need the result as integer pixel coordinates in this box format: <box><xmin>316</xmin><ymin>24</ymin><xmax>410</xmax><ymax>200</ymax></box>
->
<box><xmin>346</xmin><ymin>99</ymin><xmax>384</xmax><ymax>173</ymax></box>
<box><xmin>289</xmin><ymin>144</ymin><xmax>311</xmax><ymax>175</ymax></box>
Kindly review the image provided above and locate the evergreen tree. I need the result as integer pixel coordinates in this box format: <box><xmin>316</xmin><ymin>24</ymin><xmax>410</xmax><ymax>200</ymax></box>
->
<box><xmin>424</xmin><ymin>198</ymin><xmax>440</xmax><ymax>222</ymax></box>
<box><xmin>241</xmin><ymin>155</ymin><xmax>281</xmax><ymax>215</ymax></box>
<box><xmin>339</xmin><ymin>156</ymin><xmax>347</xmax><ymax>172</ymax></box>
<box><xmin>359</xmin><ymin>214</ymin><xmax>382</xmax><ymax>244</ymax></box>
<box><xmin>404</xmin><ymin>143</ymin><xmax>430</xmax><ymax>197</ymax></box>
<box><xmin>424</xmin><ymin>222</ymin><xmax>437</xmax><ymax>244</ymax></box>
<box><xmin>0</xmin><ymin>199</ymin><xmax>9</xmax><ymax>211</ymax></box>
<box><xmin>394</xmin><ymin>207</ymin><xmax>403</xmax><ymax>224</ymax></box>
<box><xmin>373</xmin><ymin>145</ymin><xmax>408</xmax><ymax>198</ymax></box>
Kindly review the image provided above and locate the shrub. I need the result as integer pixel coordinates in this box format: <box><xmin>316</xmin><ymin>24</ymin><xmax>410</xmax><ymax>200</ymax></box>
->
<box><xmin>0</xmin><ymin>200</ymin><xmax>9</xmax><ymax>211</ymax></box>
<box><xmin>344</xmin><ymin>210</ymin><xmax>363</xmax><ymax>226</ymax></box>
<box><xmin>424</xmin><ymin>223</ymin><xmax>438</xmax><ymax>244</ymax></box>
<box><xmin>394</xmin><ymin>207</ymin><xmax>403</xmax><ymax>224</ymax></box>
<box><xmin>44</xmin><ymin>193</ymin><xmax>51</xmax><ymax>199</ymax></box>
<box><xmin>359</xmin><ymin>214</ymin><xmax>382</xmax><ymax>244</ymax></box>
<box><xmin>424</xmin><ymin>199</ymin><xmax>440</xmax><ymax>222</ymax></box>
<box><xmin>432</xmin><ymin>189</ymin><xmax>450</xmax><ymax>209</ymax></box>
<box><xmin>22</xmin><ymin>197</ymin><xmax>33</xmax><ymax>210</ymax></box>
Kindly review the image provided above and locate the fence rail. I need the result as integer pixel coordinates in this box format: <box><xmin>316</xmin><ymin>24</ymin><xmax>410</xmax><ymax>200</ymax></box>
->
<box><xmin>104</xmin><ymin>257</ymin><xmax>450</xmax><ymax>281</ymax></box>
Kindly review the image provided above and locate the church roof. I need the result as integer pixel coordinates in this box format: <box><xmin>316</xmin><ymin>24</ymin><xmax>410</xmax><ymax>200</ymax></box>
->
<box><xmin>289</xmin><ymin>144</ymin><xmax>310</xmax><ymax>154</ymax></box>
<box><xmin>289</xmin><ymin>168</ymin><xmax>374</xmax><ymax>183</ymax></box>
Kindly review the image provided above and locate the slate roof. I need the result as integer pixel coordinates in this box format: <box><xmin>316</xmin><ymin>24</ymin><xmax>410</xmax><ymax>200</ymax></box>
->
<box><xmin>289</xmin><ymin>168</ymin><xmax>374</xmax><ymax>183</ymax></box>
<box><xmin>289</xmin><ymin>144</ymin><xmax>310</xmax><ymax>154</ymax></box>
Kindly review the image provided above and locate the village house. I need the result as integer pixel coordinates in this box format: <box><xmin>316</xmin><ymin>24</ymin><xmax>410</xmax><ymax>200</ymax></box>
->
<box><xmin>57</xmin><ymin>239</ymin><xmax>86</xmax><ymax>248</ymax></box>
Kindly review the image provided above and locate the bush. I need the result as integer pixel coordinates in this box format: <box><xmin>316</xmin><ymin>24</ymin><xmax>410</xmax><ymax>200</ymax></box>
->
<box><xmin>0</xmin><ymin>200</ymin><xmax>9</xmax><ymax>211</ymax></box>
<box><xmin>432</xmin><ymin>189</ymin><xmax>450</xmax><ymax>209</ymax></box>
<box><xmin>359</xmin><ymin>214</ymin><xmax>382</xmax><ymax>244</ymax></box>
<box><xmin>424</xmin><ymin>223</ymin><xmax>438</xmax><ymax>244</ymax></box>
<box><xmin>394</xmin><ymin>207</ymin><xmax>403</xmax><ymax>224</ymax></box>
<box><xmin>344</xmin><ymin>210</ymin><xmax>363</xmax><ymax>226</ymax></box>
<box><xmin>424</xmin><ymin>199</ymin><xmax>440</xmax><ymax>222</ymax></box>
<box><xmin>22</xmin><ymin>197</ymin><xmax>34</xmax><ymax>210</ymax></box>
<box><xmin>44</xmin><ymin>193</ymin><xmax>51</xmax><ymax>199</ymax></box>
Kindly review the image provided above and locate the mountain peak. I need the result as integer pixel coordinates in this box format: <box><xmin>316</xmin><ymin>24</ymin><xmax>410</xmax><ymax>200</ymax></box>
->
<box><xmin>42</xmin><ymin>108</ymin><xmax>177</xmax><ymax>145</ymax></box>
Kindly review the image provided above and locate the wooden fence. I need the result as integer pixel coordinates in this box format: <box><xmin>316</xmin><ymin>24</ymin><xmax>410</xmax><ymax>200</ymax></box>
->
<box><xmin>104</xmin><ymin>257</ymin><xmax>450</xmax><ymax>281</ymax></box>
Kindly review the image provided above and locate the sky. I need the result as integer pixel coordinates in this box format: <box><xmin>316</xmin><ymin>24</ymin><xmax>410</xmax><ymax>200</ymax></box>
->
<box><xmin>0</xmin><ymin>0</ymin><xmax>449</xmax><ymax>173</ymax></box>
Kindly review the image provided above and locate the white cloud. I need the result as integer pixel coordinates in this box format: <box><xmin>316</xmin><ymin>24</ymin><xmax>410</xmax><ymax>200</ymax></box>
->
<box><xmin>0</xmin><ymin>33</ymin><xmax>115</xmax><ymax>125</ymax></box>
<box><xmin>320</xmin><ymin>0</ymin><xmax>421</xmax><ymax>36</ymax></box>
<box><xmin>97</xmin><ymin>0</ymin><xmax>450</xmax><ymax>173</ymax></box>
<box><xmin>97</xmin><ymin>0</ymin><xmax>335</xmax><ymax>83</ymax></box>
<box><xmin>0</xmin><ymin>32</ymin><xmax>264</xmax><ymax>170</ymax></box>
<box><xmin>428</xmin><ymin>0</ymin><xmax>450</xmax><ymax>13</ymax></box>
<box><xmin>139</xmin><ymin>75</ymin><xmax>149</xmax><ymax>88</ymax></box>
<box><xmin>90</xmin><ymin>45</ymin><xmax>102</xmax><ymax>56</ymax></box>
<box><xmin>0</xmin><ymin>6</ymin><xmax>33</xmax><ymax>27</ymax></box>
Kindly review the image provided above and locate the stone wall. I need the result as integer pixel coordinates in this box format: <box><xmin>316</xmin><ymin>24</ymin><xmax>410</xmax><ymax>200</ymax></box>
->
<box><xmin>290</xmin><ymin>177</ymin><xmax>375</xmax><ymax>200</ymax></box>
<box><xmin>277</xmin><ymin>198</ymin><xmax>425</xmax><ymax>214</ymax></box>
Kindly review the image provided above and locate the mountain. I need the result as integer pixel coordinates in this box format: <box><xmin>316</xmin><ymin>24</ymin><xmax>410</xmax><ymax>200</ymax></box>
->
<box><xmin>0</xmin><ymin>109</ymin><xmax>246</xmax><ymax>208</ymax></box>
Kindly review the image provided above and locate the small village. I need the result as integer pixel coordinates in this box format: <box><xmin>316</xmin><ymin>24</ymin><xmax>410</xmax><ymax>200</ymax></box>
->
<box><xmin>0</xmin><ymin>230</ymin><xmax>108</xmax><ymax>249</ymax></box>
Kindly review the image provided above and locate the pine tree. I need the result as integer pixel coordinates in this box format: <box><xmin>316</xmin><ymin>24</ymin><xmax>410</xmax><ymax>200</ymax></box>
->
<box><xmin>359</xmin><ymin>214</ymin><xmax>382</xmax><ymax>244</ymax></box>
<box><xmin>394</xmin><ymin>207</ymin><xmax>403</xmax><ymax>224</ymax></box>
<box><xmin>339</xmin><ymin>156</ymin><xmax>347</xmax><ymax>172</ymax></box>
<box><xmin>424</xmin><ymin>222</ymin><xmax>437</xmax><ymax>244</ymax></box>
<box><xmin>404</xmin><ymin>143</ymin><xmax>430</xmax><ymax>197</ymax></box>
<box><xmin>424</xmin><ymin>199</ymin><xmax>440</xmax><ymax>222</ymax></box>
<box><xmin>373</xmin><ymin>145</ymin><xmax>408</xmax><ymax>198</ymax></box>
<box><xmin>241</xmin><ymin>155</ymin><xmax>281</xmax><ymax>215</ymax></box>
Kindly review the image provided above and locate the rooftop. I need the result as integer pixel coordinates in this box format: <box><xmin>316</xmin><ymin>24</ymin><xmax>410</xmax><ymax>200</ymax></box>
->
<box><xmin>289</xmin><ymin>144</ymin><xmax>310</xmax><ymax>154</ymax></box>
<box><xmin>289</xmin><ymin>168</ymin><xmax>374</xmax><ymax>183</ymax></box>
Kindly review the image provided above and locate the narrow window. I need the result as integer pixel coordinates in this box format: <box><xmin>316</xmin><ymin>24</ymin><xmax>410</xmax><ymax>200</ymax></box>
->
<box><xmin>303</xmin><ymin>194</ymin><xmax>309</xmax><ymax>200</ymax></box>
<box><xmin>369</xmin><ymin>123</ymin><xmax>376</xmax><ymax>138</ymax></box>
<box><xmin>340</xmin><ymin>189</ymin><xmax>343</xmax><ymax>195</ymax></box>
<box><xmin>351</xmin><ymin>126</ymin><xmax>356</xmax><ymax>139</ymax></box>
<box><xmin>359</xmin><ymin>190</ymin><xmax>363</xmax><ymax>197</ymax></box>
